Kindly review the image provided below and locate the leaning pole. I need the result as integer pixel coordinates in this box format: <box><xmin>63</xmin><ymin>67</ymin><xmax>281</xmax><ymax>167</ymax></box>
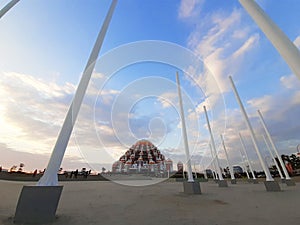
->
<box><xmin>257</xmin><ymin>110</ymin><xmax>296</xmax><ymax>186</ymax></box>
<box><xmin>220</xmin><ymin>134</ymin><xmax>236</xmax><ymax>184</ymax></box>
<box><xmin>176</xmin><ymin>72</ymin><xmax>201</xmax><ymax>194</ymax></box>
<box><xmin>239</xmin><ymin>132</ymin><xmax>257</xmax><ymax>182</ymax></box>
<box><xmin>230</xmin><ymin>76</ymin><xmax>280</xmax><ymax>191</ymax></box>
<box><xmin>209</xmin><ymin>143</ymin><xmax>218</xmax><ymax>181</ymax></box>
<box><xmin>237</xmin><ymin>140</ymin><xmax>251</xmax><ymax>180</ymax></box>
<box><xmin>38</xmin><ymin>0</ymin><xmax>117</xmax><ymax>186</ymax></box>
<box><xmin>239</xmin><ymin>0</ymin><xmax>300</xmax><ymax>80</ymax></box>
<box><xmin>203</xmin><ymin>106</ymin><xmax>228</xmax><ymax>187</ymax></box>
<box><xmin>0</xmin><ymin>0</ymin><xmax>20</xmax><ymax>19</ymax></box>
<box><xmin>14</xmin><ymin>1</ymin><xmax>118</xmax><ymax>223</ymax></box>
<box><xmin>262</xmin><ymin>135</ymin><xmax>284</xmax><ymax>181</ymax></box>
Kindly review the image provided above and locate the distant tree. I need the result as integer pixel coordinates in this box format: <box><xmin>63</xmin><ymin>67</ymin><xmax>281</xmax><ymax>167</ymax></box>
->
<box><xmin>290</xmin><ymin>154</ymin><xmax>300</xmax><ymax>170</ymax></box>
<box><xmin>101</xmin><ymin>167</ymin><xmax>106</xmax><ymax>173</ymax></box>
<box><xmin>18</xmin><ymin>163</ymin><xmax>25</xmax><ymax>173</ymax></box>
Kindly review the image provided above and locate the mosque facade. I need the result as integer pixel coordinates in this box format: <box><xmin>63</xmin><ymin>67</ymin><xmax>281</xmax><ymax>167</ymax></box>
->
<box><xmin>112</xmin><ymin>140</ymin><xmax>173</xmax><ymax>175</ymax></box>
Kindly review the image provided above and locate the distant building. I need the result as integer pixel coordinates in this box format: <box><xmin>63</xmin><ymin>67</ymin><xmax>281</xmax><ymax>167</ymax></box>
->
<box><xmin>233</xmin><ymin>166</ymin><xmax>243</xmax><ymax>174</ymax></box>
<box><xmin>177</xmin><ymin>161</ymin><xmax>183</xmax><ymax>171</ymax></box>
<box><xmin>112</xmin><ymin>140</ymin><xmax>173</xmax><ymax>174</ymax></box>
<box><xmin>205</xmin><ymin>169</ymin><xmax>213</xmax><ymax>178</ymax></box>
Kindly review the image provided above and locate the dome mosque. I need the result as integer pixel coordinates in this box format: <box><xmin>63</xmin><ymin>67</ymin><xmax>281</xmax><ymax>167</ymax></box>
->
<box><xmin>112</xmin><ymin>140</ymin><xmax>173</xmax><ymax>175</ymax></box>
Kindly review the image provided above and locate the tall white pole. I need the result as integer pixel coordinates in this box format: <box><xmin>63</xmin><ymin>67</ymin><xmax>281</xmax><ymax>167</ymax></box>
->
<box><xmin>237</xmin><ymin>141</ymin><xmax>250</xmax><ymax>179</ymax></box>
<box><xmin>221</xmin><ymin>134</ymin><xmax>235</xmax><ymax>181</ymax></box>
<box><xmin>244</xmin><ymin>166</ymin><xmax>250</xmax><ymax>180</ymax></box>
<box><xmin>203</xmin><ymin>106</ymin><xmax>224</xmax><ymax>181</ymax></box>
<box><xmin>193</xmin><ymin>162</ymin><xmax>198</xmax><ymax>179</ymax></box>
<box><xmin>262</xmin><ymin>135</ymin><xmax>284</xmax><ymax>179</ymax></box>
<box><xmin>229</xmin><ymin>76</ymin><xmax>273</xmax><ymax>181</ymax></box>
<box><xmin>176</xmin><ymin>72</ymin><xmax>194</xmax><ymax>182</ymax></box>
<box><xmin>37</xmin><ymin>0</ymin><xmax>118</xmax><ymax>186</ymax></box>
<box><xmin>0</xmin><ymin>0</ymin><xmax>20</xmax><ymax>19</ymax></box>
<box><xmin>257</xmin><ymin>110</ymin><xmax>291</xmax><ymax>180</ymax></box>
<box><xmin>239</xmin><ymin>132</ymin><xmax>256</xmax><ymax>180</ymax></box>
<box><xmin>202</xmin><ymin>165</ymin><xmax>208</xmax><ymax>179</ymax></box>
<box><xmin>209</xmin><ymin>143</ymin><xmax>217</xmax><ymax>180</ymax></box>
<box><xmin>239</xmin><ymin>0</ymin><xmax>300</xmax><ymax>80</ymax></box>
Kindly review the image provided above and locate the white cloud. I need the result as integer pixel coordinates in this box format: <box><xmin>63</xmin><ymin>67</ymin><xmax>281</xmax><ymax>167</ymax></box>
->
<box><xmin>231</xmin><ymin>33</ymin><xmax>260</xmax><ymax>59</ymax></box>
<box><xmin>157</xmin><ymin>92</ymin><xmax>178</xmax><ymax>108</ymax></box>
<box><xmin>178</xmin><ymin>0</ymin><xmax>205</xmax><ymax>19</ymax></box>
<box><xmin>182</xmin><ymin>7</ymin><xmax>261</xmax><ymax>110</ymax></box>
<box><xmin>280</xmin><ymin>74</ymin><xmax>300</xmax><ymax>90</ymax></box>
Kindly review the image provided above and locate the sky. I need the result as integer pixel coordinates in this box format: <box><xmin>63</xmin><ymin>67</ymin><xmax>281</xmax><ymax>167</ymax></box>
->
<box><xmin>1</xmin><ymin>0</ymin><xmax>300</xmax><ymax>173</ymax></box>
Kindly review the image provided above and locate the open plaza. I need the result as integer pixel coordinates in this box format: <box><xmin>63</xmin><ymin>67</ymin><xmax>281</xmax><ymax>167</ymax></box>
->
<box><xmin>1</xmin><ymin>178</ymin><xmax>300</xmax><ymax>225</ymax></box>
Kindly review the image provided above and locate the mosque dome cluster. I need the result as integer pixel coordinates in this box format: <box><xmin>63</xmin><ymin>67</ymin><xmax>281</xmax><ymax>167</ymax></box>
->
<box><xmin>112</xmin><ymin>140</ymin><xmax>173</xmax><ymax>174</ymax></box>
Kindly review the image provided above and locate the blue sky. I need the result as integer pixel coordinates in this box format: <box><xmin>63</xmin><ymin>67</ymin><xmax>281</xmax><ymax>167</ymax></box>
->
<box><xmin>1</xmin><ymin>0</ymin><xmax>300</xmax><ymax>173</ymax></box>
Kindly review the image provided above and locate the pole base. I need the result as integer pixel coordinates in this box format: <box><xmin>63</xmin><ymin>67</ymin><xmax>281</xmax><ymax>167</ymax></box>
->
<box><xmin>252</xmin><ymin>179</ymin><xmax>259</xmax><ymax>184</ymax></box>
<box><xmin>281</xmin><ymin>178</ymin><xmax>286</xmax><ymax>183</ymax></box>
<box><xmin>264</xmin><ymin>181</ymin><xmax>281</xmax><ymax>192</ymax></box>
<box><xmin>183</xmin><ymin>181</ymin><xmax>201</xmax><ymax>194</ymax></box>
<box><xmin>214</xmin><ymin>179</ymin><xmax>219</xmax><ymax>183</ymax></box>
<box><xmin>14</xmin><ymin>186</ymin><xmax>63</xmax><ymax>224</ymax></box>
<box><xmin>218</xmin><ymin>180</ymin><xmax>228</xmax><ymax>187</ymax></box>
<box><xmin>285</xmin><ymin>179</ymin><xmax>296</xmax><ymax>186</ymax></box>
<box><xmin>230</xmin><ymin>179</ymin><xmax>237</xmax><ymax>184</ymax></box>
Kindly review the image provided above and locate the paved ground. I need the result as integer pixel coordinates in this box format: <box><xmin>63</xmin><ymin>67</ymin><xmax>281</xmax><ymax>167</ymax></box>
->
<box><xmin>1</xmin><ymin>179</ymin><xmax>299</xmax><ymax>225</ymax></box>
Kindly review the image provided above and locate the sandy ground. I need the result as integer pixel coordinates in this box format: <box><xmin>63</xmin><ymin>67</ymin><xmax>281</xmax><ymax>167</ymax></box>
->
<box><xmin>0</xmin><ymin>179</ymin><xmax>300</xmax><ymax>225</ymax></box>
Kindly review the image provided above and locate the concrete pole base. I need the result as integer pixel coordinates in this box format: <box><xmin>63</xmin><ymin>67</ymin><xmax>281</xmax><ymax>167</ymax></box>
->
<box><xmin>285</xmin><ymin>179</ymin><xmax>296</xmax><ymax>186</ymax></box>
<box><xmin>218</xmin><ymin>180</ymin><xmax>228</xmax><ymax>187</ymax></box>
<box><xmin>230</xmin><ymin>179</ymin><xmax>237</xmax><ymax>184</ymax></box>
<box><xmin>264</xmin><ymin>181</ymin><xmax>281</xmax><ymax>192</ymax></box>
<box><xmin>14</xmin><ymin>186</ymin><xmax>63</xmax><ymax>224</ymax></box>
<box><xmin>281</xmin><ymin>178</ymin><xmax>286</xmax><ymax>183</ymax></box>
<box><xmin>183</xmin><ymin>181</ymin><xmax>201</xmax><ymax>194</ymax></box>
<box><xmin>252</xmin><ymin>179</ymin><xmax>259</xmax><ymax>184</ymax></box>
<box><xmin>214</xmin><ymin>179</ymin><xmax>219</xmax><ymax>183</ymax></box>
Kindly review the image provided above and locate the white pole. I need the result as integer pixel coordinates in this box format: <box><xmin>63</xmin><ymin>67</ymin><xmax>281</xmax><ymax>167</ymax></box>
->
<box><xmin>239</xmin><ymin>0</ymin><xmax>300</xmax><ymax>80</ymax></box>
<box><xmin>244</xmin><ymin>166</ymin><xmax>250</xmax><ymax>179</ymax></box>
<box><xmin>237</xmin><ymin>141</ymin><xmax>250</xmax><ymax>179</ymax></box>
<box><xmin>203</xmin><ymin>167</ymin><xmax>208</xmax><ymax>179</ymax></box>
<box><xmin>0</xmin><ymin>0</ymin><xmax>20</xmax><ymax>19</ymax></box>
<box><xmin>193</xmin><ymin>162</ymin><xmax>198</xmax><ymax>179</ymax></box>
<box><xmin>176</xmin><ymin>72</ymin><xmax>194</xmax><ymax>182</ymax></box>
<box><xmin>262</xmin><ymin>135</ymin><xmax>284</xmax><ymax>179</ymax></box>
<box><xmin>257</xmin><ymin>110</ymin><xmax>291</xmax><ymax>180</ymax></box>
<box><xmin>239</xmin><ymin>132</ymin><xmax>256</xmax><ymax>180</ymax></box>
<box><xmin>37</xmin><ymin>0</ymin><xmax>118</xmax><ymax>186</ymax></box>
<box><xmin>204</xmin><ymin>106</ymin><xmax>224</xmax><ymax>181</ymax></box>
<box><xmin>220</xmin><ymin>134</ymin><xmax>235</xmax><ymax>180</ymax></box>
<box><xmin>209</xmin><ymin>143</ymin><xmax>217</xmax><ymax>180</ymax></box>
<box><xmin>230</xmin><ymin>76</ymin><xmax>273</xmax><ymax>181</ymax></box>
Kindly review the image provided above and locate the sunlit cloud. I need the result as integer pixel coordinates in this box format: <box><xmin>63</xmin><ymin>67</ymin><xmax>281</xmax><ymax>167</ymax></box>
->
<box><xmin>178</xmin><ymin>0</ymin><xmax>205</xmax><ymax>19</ymax></box>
